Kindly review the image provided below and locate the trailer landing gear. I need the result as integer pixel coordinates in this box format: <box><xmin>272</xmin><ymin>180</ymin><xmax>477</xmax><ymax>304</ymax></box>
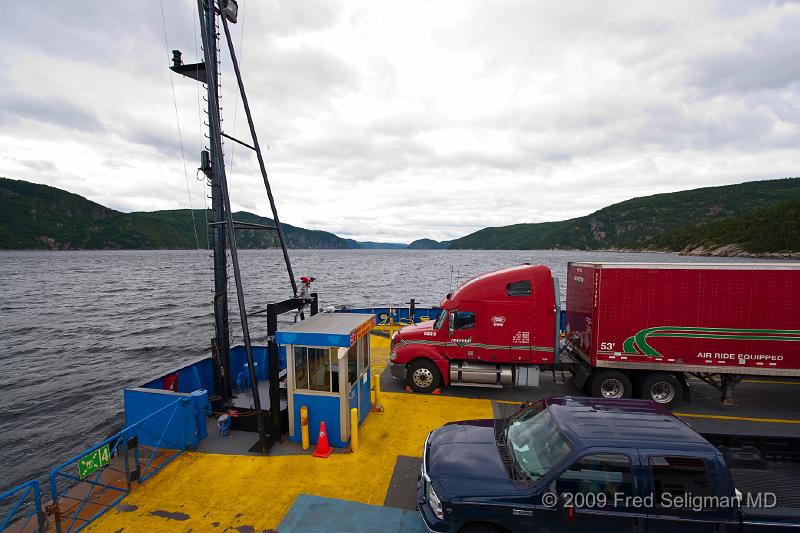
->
<box><xmin>693</xmin><ymin>373</ymin><xmax>742</xmax><ymax>406</ymax></box>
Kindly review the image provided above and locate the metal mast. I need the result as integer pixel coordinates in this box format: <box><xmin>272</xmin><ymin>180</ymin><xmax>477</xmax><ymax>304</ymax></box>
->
<box><xmin>197</xmin><ymin>0</ymin><xmax>270</xmax><ymax>454</ymax></box>
<box><xmin>171</xmin><ymin>0</ymin><xmax>308</xmax><ymax>454</ymax></box>
<box><xmin>189</xmin><ymin>1</ymin><xmax>232</xmax><ymax>401</ymax></box>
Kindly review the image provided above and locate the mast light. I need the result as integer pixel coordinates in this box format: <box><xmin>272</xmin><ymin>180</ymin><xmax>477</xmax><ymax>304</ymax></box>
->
<box><xmin>222</xmin><ymin>0</ymin><xmax>238</xmax><ymax>23</ymax></box>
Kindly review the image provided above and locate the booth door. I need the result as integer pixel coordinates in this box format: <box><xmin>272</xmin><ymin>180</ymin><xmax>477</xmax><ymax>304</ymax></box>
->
<box><xmin>356</xmin><ymin>335</ymin><xmax>370</xmax><ymax>424</ymax></box>
<box><xmin>340</xmin><ymin>344</ymin><xmax>356</xmax><ymax>443</ymax></box>
<box><xmin>344</xmin><ymin>335</ymin><xmax>371</xmax><ymax>430</ymax></box>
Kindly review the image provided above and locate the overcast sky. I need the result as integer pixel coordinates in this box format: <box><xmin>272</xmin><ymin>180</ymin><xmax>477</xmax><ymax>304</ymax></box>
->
<box><xmin>2</xmin><ymin>1</ymin><xmax>799</xmax><ymax>243</ymax></box>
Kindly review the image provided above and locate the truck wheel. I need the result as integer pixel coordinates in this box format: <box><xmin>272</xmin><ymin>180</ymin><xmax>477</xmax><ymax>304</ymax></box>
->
<box><xmin>589</xmin><ymin>370</ymin><xmax>632</xmax><ymax>400</ymax></box>
<box><xmin>408</xmin><ymin>359</ymin><xmax>441</xmax><ymax>393</ymax></box>
<box><xmin>638</xmin><ymin>373</ymin><xmax>682</xmax><ymax>408</ymax></box>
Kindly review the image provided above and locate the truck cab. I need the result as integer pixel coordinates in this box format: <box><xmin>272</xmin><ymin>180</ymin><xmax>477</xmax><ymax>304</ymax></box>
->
<box><xmin>388</xmin><ymin>265</ymin><xmax>559</xmax><ymax>392</ymax></box>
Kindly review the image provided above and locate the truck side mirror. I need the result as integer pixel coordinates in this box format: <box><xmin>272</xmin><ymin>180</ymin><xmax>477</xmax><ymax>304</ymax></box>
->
<box><xmin>448</xmin><ymin>312</ymin><xmax>455</xmax><ymax>335</ymax></box>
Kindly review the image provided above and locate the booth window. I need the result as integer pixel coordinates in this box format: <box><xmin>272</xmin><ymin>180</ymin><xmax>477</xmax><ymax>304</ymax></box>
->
<box><xmin>294</xmin><ymin>347</ymin><xmax>308</xmax><ymax>389</ymax></box>
<box><xmin>330</xmin><ymin>348</ymin><xmax>340</xmax><ymax>393</ymax></box>
<box><xmin>294</xmin><ymin>346</ymin><xmax>334</xmax><ymax>392</ymax></box>
<box><xmin>358</xmin><ymin>335</ymin><xmax>369</xmax><ymax>374</ymax></box>
<box><xmin>506</xmin><ymin>280</ymin><xmax>531</xmax><ymax>296</ymax></box>
<box><xmin>346</xmin><ymin>344</ymin><xmax>358</xmax><ymax>384</ymax></box>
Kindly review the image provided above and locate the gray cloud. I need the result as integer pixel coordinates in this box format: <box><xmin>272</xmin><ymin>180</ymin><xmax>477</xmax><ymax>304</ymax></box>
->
<box><xmin>0</xmin><ymin>93</ymin><xmax>106</xmax><ymax>132</ymax></box>
<box><xmin>2</xmin><ymin>0</ymin><xmax>800</xmax><ymax>243</ymax></box>
<box><xmin>12</xmin><ymin>159</ymin><xmax>58</xmax><ymax>174</ymax></box>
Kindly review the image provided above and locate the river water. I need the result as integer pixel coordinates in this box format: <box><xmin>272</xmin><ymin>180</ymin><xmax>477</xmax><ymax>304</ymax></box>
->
<box><xmin>0</xmin><ymin>249</ymin><xmax>777</xmax><ymax>491</ymax></box>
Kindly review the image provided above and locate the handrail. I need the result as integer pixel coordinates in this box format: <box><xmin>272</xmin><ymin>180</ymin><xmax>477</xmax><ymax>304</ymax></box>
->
<box><xmin>0</xmin><ymin>479</ymin><xmax>44</xmax><ymax>532</ymax></box>
<box><xmin>48</xmin><ymin>396</ymin><xmax>193</xmax><ymax>533</ymax></box>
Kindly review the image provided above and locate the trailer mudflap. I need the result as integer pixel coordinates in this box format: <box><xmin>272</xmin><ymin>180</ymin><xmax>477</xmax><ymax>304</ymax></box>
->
<box><xmin>573</xmin><ymin>360</ymin><xmax>592</xmax><ymax>390</ymax></box>
<box><xmin>677</xmin><ymin>373</ymin><xmax>692</xmax><ymax>403</ymax></box>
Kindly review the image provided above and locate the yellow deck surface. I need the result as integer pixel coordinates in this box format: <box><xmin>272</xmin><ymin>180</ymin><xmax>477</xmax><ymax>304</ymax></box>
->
<box><xmin>87</xmin><ymin>335</ymin><xmax>491</xmax><ymax>533</ymax></box>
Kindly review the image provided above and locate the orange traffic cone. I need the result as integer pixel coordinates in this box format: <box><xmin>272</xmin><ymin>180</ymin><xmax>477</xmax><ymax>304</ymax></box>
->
<box><xmin>312</xmin><ymin>421</ymin><xmax>333</xmax><ymax>458</ymax></box>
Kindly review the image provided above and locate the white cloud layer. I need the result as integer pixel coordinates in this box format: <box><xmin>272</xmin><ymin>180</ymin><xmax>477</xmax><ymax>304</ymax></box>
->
<box><xmin>2</xmin><ymin>0</ymin><xmax>799</xmax><ymax>243</ymax></box>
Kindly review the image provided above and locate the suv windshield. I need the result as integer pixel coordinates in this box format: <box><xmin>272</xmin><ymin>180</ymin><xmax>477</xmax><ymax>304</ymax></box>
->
<box><xmin>433</xmin><ymin>309</ymin><xmax>447</xmax><ymax>330</ymax></box>
<box><xmin>506</xmin><ymin>408</ymin><xmax>573</xmax><ymax>480</ymax></box>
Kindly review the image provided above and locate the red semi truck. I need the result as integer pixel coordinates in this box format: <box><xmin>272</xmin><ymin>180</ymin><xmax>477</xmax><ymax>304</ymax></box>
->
<box><xmin>387</xmin><ymin>262</ymin><xmax>800</xmax><ymax>406</ymax></box>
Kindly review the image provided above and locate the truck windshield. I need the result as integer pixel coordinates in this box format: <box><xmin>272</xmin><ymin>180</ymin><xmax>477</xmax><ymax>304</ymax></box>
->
<box><xmin>507</xmin><ymin>409</ymin><xmax>573</xmax><ymax>481</ymax></box>
<box><xmin>433</xmin><ymin>309</ymin><xmax>447</xmax><ymax>330</ymax></box>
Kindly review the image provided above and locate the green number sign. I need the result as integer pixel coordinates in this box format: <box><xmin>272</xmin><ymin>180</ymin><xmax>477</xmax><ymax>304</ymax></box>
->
<box><xmin>78</xmin><ymin>444</ymin><xmax>111</xmax><ymax>479</ymax></box>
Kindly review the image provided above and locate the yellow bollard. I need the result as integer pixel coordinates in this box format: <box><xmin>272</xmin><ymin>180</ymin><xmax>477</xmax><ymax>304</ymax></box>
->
<box><xmin>300</xmin><ymin>406</ymin><xmax>309</xmax><ymax>451</ymax></box>
<box><xmin>373</xmin><ymin>374</ymin><xmax>381</xmax><ymax>406</ymax></box>
<box><xmin>350</xmin><ymin>407</ymin><xmax>359</xmax><ymax>453</ymax></box>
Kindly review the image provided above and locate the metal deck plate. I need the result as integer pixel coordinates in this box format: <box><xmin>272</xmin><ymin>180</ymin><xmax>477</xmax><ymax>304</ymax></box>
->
<box><xmin>383</xmin><ymin>456</ymin><xmax>423</xmax><ymax>510</ymax></box>
<box><xmin>278</xmin><ymin>494</ymin><xmax>426</xmax><ymax>533</ymax></box>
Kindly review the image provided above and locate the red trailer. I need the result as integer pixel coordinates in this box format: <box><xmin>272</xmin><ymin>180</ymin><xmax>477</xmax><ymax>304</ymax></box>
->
<box><xmin>388</xmin><ymin>262</ymin><xmax>800</xmax><ymax>406</ymax></box>
<box><xmin>565</xmin><ymin>262</ymin><xmax>800</xmax><ymax>405</ymax></box>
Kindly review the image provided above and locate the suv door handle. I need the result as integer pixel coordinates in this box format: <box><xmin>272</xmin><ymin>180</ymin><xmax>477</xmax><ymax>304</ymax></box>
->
<box><xmin>512</xmin><ymin>509</ymin><xmax>534</xmax><ymax>516</ymax></box>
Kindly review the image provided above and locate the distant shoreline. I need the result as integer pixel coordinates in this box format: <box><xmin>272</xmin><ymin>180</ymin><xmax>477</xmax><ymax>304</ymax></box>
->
<box><xmin>2</xmin><ymin>247</ymin><xmax>798</xmax><ymax>260</ymax></box>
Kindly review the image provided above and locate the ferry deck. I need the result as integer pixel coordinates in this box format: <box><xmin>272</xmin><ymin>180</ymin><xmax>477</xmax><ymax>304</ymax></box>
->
<box><xmin>69</xmin><ymin>332</ymin><xmax>800</xmax><ymax>533</ymax></box>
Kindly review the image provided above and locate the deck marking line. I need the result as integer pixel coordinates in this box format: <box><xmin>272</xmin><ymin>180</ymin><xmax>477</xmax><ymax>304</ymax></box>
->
<box><xmin>674</xmin><ymin>412</ymin><xmax>800</xmax><ymax>425</ymax></box>
<box><xmin>741</xmin><ymin>379</ymin><xmax>800</xmax><ymax>385</ymax></box>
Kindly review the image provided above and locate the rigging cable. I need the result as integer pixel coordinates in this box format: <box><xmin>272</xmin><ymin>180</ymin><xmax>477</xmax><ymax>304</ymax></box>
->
<box><xmin>160</xmin><ymin>0</ymin><xmax>201</xmax><ymax>251</ymax></box>
<box><xmin>226</xmin><ymin>0</ymin><xmax>246</xmax><ymax>180</ymax></box>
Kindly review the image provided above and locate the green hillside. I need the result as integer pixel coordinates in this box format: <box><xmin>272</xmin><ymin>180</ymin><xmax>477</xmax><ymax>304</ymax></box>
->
<box><xmin>448</xmin><ymin>178</ymin><xmax>800</xmax><ymax>255</ymax></box>
<box><xmin>407</xmin><ymin>238</ymin><xmax>450</xmax><ymax>250</ymax></box>
<box><xmin>676</xmin><ymin>196</ymin><xmax>800</xmax><ymax>256</ymax></box>
<box><xmin>4</xmin><ymin>177</ymin><xmax>799</xmax><ymax>255</ymax></box>
<box><xmin>0</xmin><ymin>178</ymin><xmax>355</xmax><ymax>250</ymax></box>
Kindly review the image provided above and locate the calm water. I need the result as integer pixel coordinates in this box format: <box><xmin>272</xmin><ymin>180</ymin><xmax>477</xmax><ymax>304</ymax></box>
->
<box><xmin>0</xmin><ymin>249</ymin><xmax>777</xmax><ymax>491</ymax></box>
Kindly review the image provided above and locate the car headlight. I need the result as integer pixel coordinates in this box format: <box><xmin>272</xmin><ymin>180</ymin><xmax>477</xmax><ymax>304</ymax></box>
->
<box><xmin>389</xmin><ymin>352</ymin><xmax>397</xmax><ymax>362</ymax></box>
<box><xmin>426</xmin><ymin>479</ymin><xmax>444</xmax><ymax>520</ymax></box>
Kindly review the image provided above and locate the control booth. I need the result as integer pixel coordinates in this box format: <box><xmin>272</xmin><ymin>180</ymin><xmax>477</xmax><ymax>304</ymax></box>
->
<box><xmin>276</xmin><ymin>313</ymin><xmax>375</xmax><ymax>448</ymax></box>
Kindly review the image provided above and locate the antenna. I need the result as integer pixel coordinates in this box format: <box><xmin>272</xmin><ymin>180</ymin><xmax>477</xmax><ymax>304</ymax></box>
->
<box><xmin>449</xmin><ymin>265</ymin><xmax>454</xmax><ymax>293</ymax></box>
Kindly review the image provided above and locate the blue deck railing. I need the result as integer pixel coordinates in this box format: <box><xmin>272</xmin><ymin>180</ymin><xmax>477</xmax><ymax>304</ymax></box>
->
<box><xmin>0</xmin><ymin>480</ymin><xmax>44</xmax><ymax>532</ymax></box>
<box><xmin>46</xmin><ymin>395</ymin><xmax>196</xmax><ymax>533</ymax></box>
<box><xmin>48</xmin><ymin>433</ymin><xmax>129</xmax><ymax>533</ymax></box>
<box><xmin>0</xmin><ymin>393</ymin><xmax>199</xmax><ymax>533</ymax></box>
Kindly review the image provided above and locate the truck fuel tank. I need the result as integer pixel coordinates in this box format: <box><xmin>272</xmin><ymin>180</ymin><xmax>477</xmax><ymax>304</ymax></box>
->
<box><xmin>449</xmin><ymin>361</ymin><xmax>514</xmax><ymax>387</ymax></box>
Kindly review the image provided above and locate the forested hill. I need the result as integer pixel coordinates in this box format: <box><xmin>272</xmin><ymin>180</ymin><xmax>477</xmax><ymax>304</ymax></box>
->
<box><xmin>0</xmin><ymin>178</ymin><xmax>362</xmax><ymax>250</ymax></box>
<box><xmin>446</xmin><ymin>178</ymin><xmax>800</xmax><ymax>256</ymax></box>
<box><xmin>3</xmin><ymin>177</ymin><xmax>798</xmax><ymax>256</ymax></box>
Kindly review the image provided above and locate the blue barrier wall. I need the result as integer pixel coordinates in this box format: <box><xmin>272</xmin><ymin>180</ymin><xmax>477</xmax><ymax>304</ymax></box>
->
<box><xmin>343</xmin><ymin>307</ymin><xmax>568</xmax><ymax>334</ymax></box>
<box><xmin>140</xmin><ymin>356</ymin><xmax>215</xmax><ymax>395</ymax></box>
<box><xmin>340</xmin><ymin>306</ymin><xmax>440</xmax><ymax>324</ymax></box>
<box><xmin>123</xmin><ymin>388</ymin><xmax>199</xmax><ymax>450</ymax></box>
<box><xmin>229</xmin><ymin>345</ymin><xmax>286</xmax><ymax>386</ymax></box>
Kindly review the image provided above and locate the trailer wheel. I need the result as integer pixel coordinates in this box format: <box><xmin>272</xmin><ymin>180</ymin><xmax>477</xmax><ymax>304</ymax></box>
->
<box><xmin>589</xmin><ymin>370</ymin><xmax>632</xmax><ymax>400</ymax></box>
<box><xmin>408</xmin><ymin>359</ymin><xmax>441</xmax><ymax>393</ymax></box>
<box><xmin>638</xmin><ymin>373</ymin><xmax>682</xmax><ymax>407</ymax></box>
